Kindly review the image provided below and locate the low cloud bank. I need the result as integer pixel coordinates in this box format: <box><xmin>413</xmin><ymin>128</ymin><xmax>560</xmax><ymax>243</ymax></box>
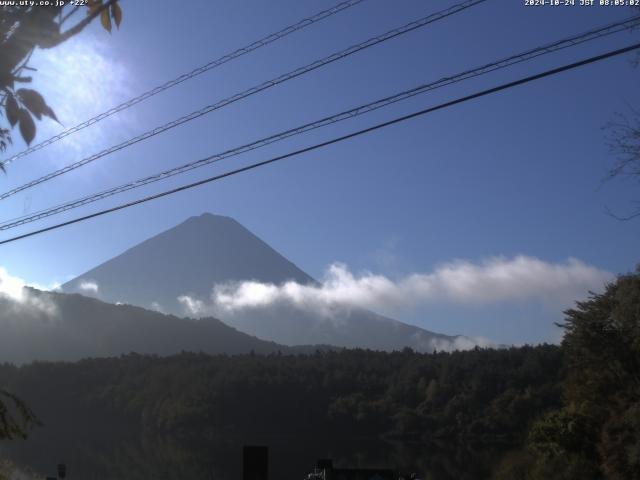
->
<box><xmin>180</xmin><ymin>256</ymin><xmax>612</xmax><ymax>317</ymax></box>
<box><xmin>426</xmin><ymin>335</ymin><xmax>495</xmax><ymax>353</ymax></box>
<box><xmin>0</xmin><ymin>267</ymin><xmax>58</xmax><ymax>316</ymax></box>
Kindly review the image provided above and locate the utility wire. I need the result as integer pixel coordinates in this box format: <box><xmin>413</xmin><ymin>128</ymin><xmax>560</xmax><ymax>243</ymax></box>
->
<box><xmin>1</xmin><ymin>14</ymin><xmax>638</xmax><ymax>230</ymax></box>
<box><xmin>0</xmin><ymin>0</ymin><xmax>486</xmax><ymax>201</ymax></box>
<box><xmin>0</xmin><ymin>0</ymin><xmax>367</xmax><ymax>168</ymax></box>
<box><xmin>1</xmin><ymin>41</ymin><xmax>639</xmax><ymax>246</ymax></box>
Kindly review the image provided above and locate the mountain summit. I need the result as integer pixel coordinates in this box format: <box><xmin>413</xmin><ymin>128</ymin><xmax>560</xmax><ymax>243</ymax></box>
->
<box><xmin>64</xmin><ymin>213</ymin><xmax>313</xmax><ymax>314</ymax></box>
<box><xmin>63</xmin><ymin>213</ymin><xmax>460</xmax><ymax>351</ymax></box>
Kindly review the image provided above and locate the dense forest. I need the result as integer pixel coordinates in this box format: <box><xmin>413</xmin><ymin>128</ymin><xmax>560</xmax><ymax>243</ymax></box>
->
<box><xmin>0</xmin><ymin>345</ymin><xmax>564</xmax><ymax>479</ymax></box>
<box><xmin>0</xmin><ymin>270</ymin><xmax>638</xmax><ymax>479</ymax></box>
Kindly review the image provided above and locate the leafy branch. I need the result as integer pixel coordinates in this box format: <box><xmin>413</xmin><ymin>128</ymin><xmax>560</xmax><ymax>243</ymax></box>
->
<box><xmin>0</xmin><ymin>0</ymin><xmax>123</xmax><ymax>156</ymax></box>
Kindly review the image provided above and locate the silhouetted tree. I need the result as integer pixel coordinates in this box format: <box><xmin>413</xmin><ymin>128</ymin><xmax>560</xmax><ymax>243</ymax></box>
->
<box><xmin>524</xmin><ymin>268</ymin><xmax>640</xmax><ymax>479</ymax></box>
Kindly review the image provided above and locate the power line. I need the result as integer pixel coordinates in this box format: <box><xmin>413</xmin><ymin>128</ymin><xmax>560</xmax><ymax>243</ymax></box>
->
<box><xmin>1</xmin><ymin>41</ymin><xmax>638</xmax><ymax>246</ymax></box>
<box><xmin>0</xmin><ymin>0</ymin><xmax>367</xmax><ymax>168</ymax></box>
<box><xmin>0</xmin><ymin>0</ymin><xmax>486</xmax><ymax>201</ymax></box>
<box><xmin>2</xmin><ymin>14</ymin><xmax>638</xmax><ymax>231</ymax></box>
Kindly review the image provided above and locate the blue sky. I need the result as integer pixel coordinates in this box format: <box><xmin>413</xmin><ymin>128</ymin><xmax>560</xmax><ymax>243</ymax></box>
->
<box><xmin>0</xmin><ymin>0</ymin><xmax>639</xmax><ymax>345</ymax></box>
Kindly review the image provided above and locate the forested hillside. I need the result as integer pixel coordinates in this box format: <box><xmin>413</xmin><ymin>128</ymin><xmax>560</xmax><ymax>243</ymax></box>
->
<box><xmin>0</xmin><ymin>288</ymin><xmax>310</xmax><ymax>363</ymax></box>
<box><xmin>0</xmin><ymin>345</ymin><xmax>564</xmax><ymax>478</ymax></box>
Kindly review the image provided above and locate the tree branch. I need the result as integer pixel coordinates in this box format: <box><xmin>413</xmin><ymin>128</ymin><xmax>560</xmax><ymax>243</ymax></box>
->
<box><xmin>604</xmin><ymin>205</ymin><xmax>640</xmax><ymax>221</ymax></box>
<box><xmin>60</xmin><ymin>5</ymin><xmax>81</xmax><ymax>26</ymax></box>
<box><xmin>44</xmin><ymin>0</ymin><xmax>119</xmax><ymax>49</ymax></box>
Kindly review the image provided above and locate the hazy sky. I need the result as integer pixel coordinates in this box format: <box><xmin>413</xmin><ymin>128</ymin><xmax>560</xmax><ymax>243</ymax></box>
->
<box><xmin>0</xmin><ymin>0</ymin><xmax>639</xmax><ymax>344</ymax></box>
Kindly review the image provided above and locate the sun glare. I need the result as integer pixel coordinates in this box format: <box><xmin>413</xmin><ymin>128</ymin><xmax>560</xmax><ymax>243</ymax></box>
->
<box><xmin>26</xmin><ymin>34</ymin><xmax>135</xmax><ymax>157</ymax></box>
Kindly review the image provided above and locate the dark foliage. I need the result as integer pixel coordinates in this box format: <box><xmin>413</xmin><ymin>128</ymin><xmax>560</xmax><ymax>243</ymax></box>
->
<box><xmin>517</xmin><ymin>269</ymin><xmax>640</xmax><ymax>479</ymax></box>
<box><xmin>0</xmin><ymin>345</ymin><xmax>564</xmax><ymax>478</ymax></box>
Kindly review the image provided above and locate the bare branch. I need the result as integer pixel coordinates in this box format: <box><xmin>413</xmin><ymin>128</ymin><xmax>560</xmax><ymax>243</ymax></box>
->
<box><xmin>604</xmin><ymin>109</ymin><xmax>640</xmax><ymax>181</ymax></box>
<box><xmin>604</xmin><ymin>205</ymin><xmax>640</xmax><ymax>221</ymax></box>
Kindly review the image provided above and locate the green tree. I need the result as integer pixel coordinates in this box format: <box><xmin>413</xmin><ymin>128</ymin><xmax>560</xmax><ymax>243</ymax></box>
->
<box><xmin>561</xmin><ymin>269</ymin><xmax>640</xmax><ymax>413</ymax></box>
<box><xmin>562</xmin><ymin>269</ymin><xmax>640</xmax><ymax>478</ymax></box>
<box><xmin>525</xmin><ymin>268</ymin><xmax>640</xmax><ymax>478</ymax></box>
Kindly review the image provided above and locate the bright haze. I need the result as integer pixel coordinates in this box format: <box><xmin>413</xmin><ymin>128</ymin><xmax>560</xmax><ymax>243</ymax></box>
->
<box><xmin>0</xmin><ymin>0</ymin><xmax>638</xmax><ymax>347</ymax></box>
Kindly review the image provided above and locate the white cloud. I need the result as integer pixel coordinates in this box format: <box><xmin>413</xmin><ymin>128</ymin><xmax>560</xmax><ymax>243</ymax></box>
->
<box><xmin>79</xmin><ymin>281</ymin><xmax>99</xmax><ymax>293</ymax></box>
<box><xmin>0</xmin><ymin>267</ymin><xmax>58</xmax><ymax>316</ymax></box>
<box><xmin>178</xmin><ymin>295</ymin><xmax>206</xmax><ymax>316</ymax></box>
<box><xmin>428</xmin><ymin>335</ymin><xmax>495</xmax><ymax>352</ymax></box>
<box><xmin>185</xmin><ymin>256</ymin><xmax>612</xmax><ymax>316</ymax></box>
<box><xmin>150</xmin><ymin>301</ymin><xmax>165</xmax><ymax>313</ymax></box>
<box><xmin>405</xmin><ymin>329</ymin><xmax>497</xmax><ymax>352</ymax></box>
<box><xmin>0</xmin><ymin>267</ymin><xmax>28</xmax><ymax>302</ymax></box>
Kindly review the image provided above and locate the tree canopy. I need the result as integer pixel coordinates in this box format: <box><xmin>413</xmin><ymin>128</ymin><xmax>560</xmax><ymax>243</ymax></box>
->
<box><xmin>502</xmin><ymin>268</ymin><xmax>640</xmax><ymax>479</ymax></box>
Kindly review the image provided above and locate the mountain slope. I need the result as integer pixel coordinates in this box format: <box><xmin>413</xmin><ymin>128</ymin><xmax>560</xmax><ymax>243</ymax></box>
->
<box><xmin>218</xmin><ymin>303</ymin><xmax>459</xmax><ymax>351</ymax></box>
<box><xmin>63</xmin><ymin>213</ymin><xmax>313</xmax><ymax>314</ymax></box>
<box><xmin>0</xmin><ymin>288</ymin><xmax>295</xmax><ymax>364</ymax></box>
<box><xmin>62</xmin><ymin>213</ymin><xmax>459</xmax><ymax>352</ymax></box>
